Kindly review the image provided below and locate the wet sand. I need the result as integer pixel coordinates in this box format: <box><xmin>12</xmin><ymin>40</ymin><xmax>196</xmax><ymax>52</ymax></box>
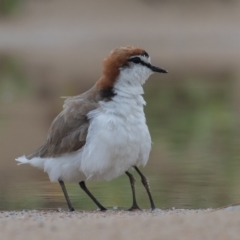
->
<box><xmin>0</xmin><ymin>208</ymin><xmax>239</xmax><ymax>240</ymax></box>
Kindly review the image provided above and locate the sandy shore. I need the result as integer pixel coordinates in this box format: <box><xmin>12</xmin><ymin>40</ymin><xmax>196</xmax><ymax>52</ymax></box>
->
<box><xmin>0</xmin><ymin>208</ymin><xmax>239</xmax><ymax>240</ymax></box>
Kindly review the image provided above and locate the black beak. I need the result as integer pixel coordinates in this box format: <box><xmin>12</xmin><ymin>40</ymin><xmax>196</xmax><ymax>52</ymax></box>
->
<box><xmin>150</xmin><ymin>65</ymin><xmax>168</xmax><ymax>73</ymax></box>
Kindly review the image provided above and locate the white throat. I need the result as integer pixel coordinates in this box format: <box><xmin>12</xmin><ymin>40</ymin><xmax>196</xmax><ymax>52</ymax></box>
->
<box><xmin>113</xmin><ymin>65</ymin><xmax>152</xmax><ymax>96</ymax></box>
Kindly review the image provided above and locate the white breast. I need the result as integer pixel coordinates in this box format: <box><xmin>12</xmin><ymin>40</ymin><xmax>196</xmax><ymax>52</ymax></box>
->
<box><xmin>81</xmin><ymin>87</ymin><xmax>151</xmax><ymax>181</ymax></box>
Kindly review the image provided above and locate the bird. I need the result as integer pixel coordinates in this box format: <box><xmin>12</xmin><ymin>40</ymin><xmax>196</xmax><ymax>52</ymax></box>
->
<box><xmin>16</xmin><ymin>46</ymin><xmax>167</xmax><ymax>211</ymax></box>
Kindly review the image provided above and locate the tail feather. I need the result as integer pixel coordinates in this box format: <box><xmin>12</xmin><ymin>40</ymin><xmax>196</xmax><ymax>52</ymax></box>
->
<box><xmin>16</xmin><ymin>156</ymin><xmax>30</xmax><ymax>165</ymax></box>
<box><xmin>15</xmin><ymin>155</ymin><xmax>45</xmax><ymax>169</ymax></box>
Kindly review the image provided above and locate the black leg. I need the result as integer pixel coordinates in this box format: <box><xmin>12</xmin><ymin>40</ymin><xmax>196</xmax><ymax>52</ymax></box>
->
<box><xmin>125</xmin><ymin>171</ymin><xmax>141</xmax><ymax>211</ymax></box>
<box><xmin>79</xmin><ymin>181</ymin><xmax>107</xmax><ymax>211</ymax></box>
<box><xmin>58</xmin><ymin>180</ymin><xmax>75</xmax><ymax>211</ymax></box>
<box><xmin>134</xmin><ymin>166</ymin><xmax>156</xmax><ymax>210</ymax></box>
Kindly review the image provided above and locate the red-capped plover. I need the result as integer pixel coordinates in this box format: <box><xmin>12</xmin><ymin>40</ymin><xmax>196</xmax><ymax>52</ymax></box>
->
<box><xmin>16</xmin><ymin>46</ymin><xmax>167</xmax><ymax>211</ymax></box>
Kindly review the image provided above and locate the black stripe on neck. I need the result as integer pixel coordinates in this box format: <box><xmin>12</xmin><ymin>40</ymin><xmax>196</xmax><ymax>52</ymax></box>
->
<box><xmin>100</xmin><ymin>87</ymin><xmax>116</xmax><ymax>101</ymax></box>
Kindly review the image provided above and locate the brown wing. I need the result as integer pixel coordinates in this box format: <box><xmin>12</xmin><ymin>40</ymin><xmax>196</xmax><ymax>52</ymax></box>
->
<box><xmin>27</xmin><ymin>87</ymin><xmax>99</xmax><ymax>159</ymax></box>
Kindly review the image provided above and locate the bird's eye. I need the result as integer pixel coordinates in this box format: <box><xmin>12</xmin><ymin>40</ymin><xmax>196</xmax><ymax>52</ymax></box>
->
<box><xmin>128</xmin><ymin>57</ymin><xmax>141</xmax><ymax>64</ymax></box>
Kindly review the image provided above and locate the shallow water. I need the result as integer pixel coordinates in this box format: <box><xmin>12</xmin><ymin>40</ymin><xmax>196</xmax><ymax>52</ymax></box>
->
<box><xmin>2</xmin><ymin>162</ymin><xmax>240</xmax><ymax>211</ymax></box>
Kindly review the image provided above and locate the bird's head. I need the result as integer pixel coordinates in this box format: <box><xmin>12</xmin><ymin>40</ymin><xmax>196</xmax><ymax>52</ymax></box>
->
<box><xmin>97</xmin><ymin>46</ymin><xmax>167</xmax><ymax>92</ymax></box>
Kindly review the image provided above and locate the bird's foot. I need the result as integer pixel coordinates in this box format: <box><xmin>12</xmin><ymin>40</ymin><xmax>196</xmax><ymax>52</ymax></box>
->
<box><xmin>98</xmin><ymin>207</ymin><xmax>108</xmax><ymax>211</ymax></box>
<box><xmin>127</xmin><ymin>205</ymin><xmax>142</xmax><ymax>211</ymax></box>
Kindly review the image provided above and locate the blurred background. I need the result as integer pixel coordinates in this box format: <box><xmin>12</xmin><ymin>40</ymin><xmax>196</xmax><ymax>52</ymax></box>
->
<box><xmin>0</xmin><ymin>0</ymin><xmax>240</xmax><ymax>211</ymax></box>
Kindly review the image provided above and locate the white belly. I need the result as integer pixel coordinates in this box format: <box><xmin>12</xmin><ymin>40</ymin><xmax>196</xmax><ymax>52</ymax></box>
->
<box><xmin>81</xmin><ymin>98</ymin><xmax>151</xmax><ymax>181</ymax></box>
